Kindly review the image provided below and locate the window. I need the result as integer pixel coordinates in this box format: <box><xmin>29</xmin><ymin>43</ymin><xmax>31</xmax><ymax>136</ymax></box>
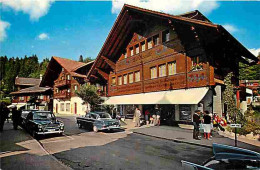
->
<box><xmin>141</xmin><ymin>41</ymin><xmax>146</xmax><ymax>52</ymax></box>
<box><xmin>66</xmin><ymin>103</ymin><xmax>70</xmax><ymax>112</ymax></box>
<box><xmin>74</xmin><ymin>85</ymin><xmax>78</xmax><ymax>91</ymax></box>
<box><xmin>135</xmin><ymin>44</ymin><xmax>139</xmax><ymax>54</ymax></box>
<box><xmin>112</xmin><ymin>77</ymin><xmax>116</xmax><ymax>86</ymax></box>
<box><xmin>168</xmin><ymin>61</ymin><xmax>176</xmax><ymax>75</ymax></box>
<box><xmin>179</xmin><ymin>105</ymin><xmax>191</xmax><ymax>121</ymax></box>
<box><xmin>129</xmin><ymin>73</ymin><xmax>133</xmax><ymax>83</ymax></box>
<box><xmin>19</xmin><ymin>96</ymin><xmax>24</xmax><ymax>101</ymax></box>
<box><xmin>153</xmin><ymin>34</ymin><xmax>159</xmax><ymax>46</ymax></box>
<box><xmin>123</xmin><ymin>74</ymin><xmax>127</xmax><ymax>85</ymax></box>
<box><xmin>118</xmin><ymin>76</ymin><xmax>122</xmax><ymax>85</ymax></box>
<box><xmin>56</xmin><ymin>89</ymin><xmax>59</xmax><ymax>93</ymax></box>
<box><xmin>68</xmin><ymin>88</ymin><xmax>71</xmax><ymax>93</ymax></box>
<box><xmin>39</xmin><ymin>95</ymin><xmax>44</xmax><ymax>99</ymax></box>
<box><xmin>67</xmin><ymin>75</ymin><xmax>70</xmax><ymax>80</ymax></box>
<box><xmin>130</xmin><ymin>47</ymin><xmax>134</xmax><ymax>56</ymax></box>
<box><xmin>159</xmin><ymin>64</ymin><xmax>166</xmax><ymax>77</ymax></box>
<box><xmin>150</xmin><ymin>66</ymin><xmax>157</xmax><ymax>79</ymax></box>
<box><xmin>147</xmin><ymin>38</ymin><xmax>152</xmax><ymax>49</ymax></box>
<box><xmin>60</xmin><ymin>103</ymin><xmax>65</xmax><ymax>112</ymax></box>
<box><xmin>162</xmin><ymin>30</ymin><xmax>170</xmax><ymax>42</ymax></box>
<box><xmin>135</xmin><ymin>71</ymin><xmax>140</xmax><ymax>82</ymax></box>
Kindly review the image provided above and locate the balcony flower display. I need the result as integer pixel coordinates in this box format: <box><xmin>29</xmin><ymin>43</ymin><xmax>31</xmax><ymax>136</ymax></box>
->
<box><xmin>191</xmin><ymin>63</ymin><xmax>203</xmax><ymax>71</ymax></box>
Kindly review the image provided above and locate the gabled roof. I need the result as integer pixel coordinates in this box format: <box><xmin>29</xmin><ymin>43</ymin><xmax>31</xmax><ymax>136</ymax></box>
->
<box><xmin>40</xmin><ymin>56</ymin><xmax>94</xmax><ymax>87</ymax></box>
<box><xmin>15</xmin><ymin>77</ymin><xmax>41</xmax><ymax>86</ymax></box>
<box><xmin>87</xmin><ymin>4</ymin><xmax>259</xmax><ymax>80</ymax></box>
<box><xmin>10</xmin><ymin>86</ymin><xmax>51</xmax><ymax>95</ymax></box>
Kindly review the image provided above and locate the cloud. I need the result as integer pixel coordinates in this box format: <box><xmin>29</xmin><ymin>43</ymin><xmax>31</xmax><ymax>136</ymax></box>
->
<box><xmin>0</xmin><ymin>19</ymin><xmax>10</xmax><ymax>42</ymax></box>
<box><xmin>222</xmin><ymin>24</ymin><xmax>238</xmax><ymax>33</ymax></box>
<box><xmin>38</xmin><ymin>33</ymin><xmax>49</xmax><ymax>40</ymax></box>
<box><xmin>1</xmin><ymin>0</ymin><xmax>55</xmax><ymax>21</ymax></box>
<box><xmin>112</xmin><ymin>0</ymin><xmax>219</xmax><ymax>15</ymax></box>
<box><xmin>249</xmin><ymin>48</ymin><xmax>260</xmax><ymax>57</ymax></box>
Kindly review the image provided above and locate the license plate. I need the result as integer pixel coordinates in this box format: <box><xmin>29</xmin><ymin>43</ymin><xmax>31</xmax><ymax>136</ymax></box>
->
<box><xmin>48</xmin><ymin>129</ymin><xmax>55</xmax><ymax>132</ymax></box>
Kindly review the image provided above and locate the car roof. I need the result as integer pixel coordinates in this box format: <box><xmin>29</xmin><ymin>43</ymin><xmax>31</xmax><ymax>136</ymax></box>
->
<box><xmin>89</xmin><ymin>112</ymin><xmax>109</xmax><ymax>115</ymax></box>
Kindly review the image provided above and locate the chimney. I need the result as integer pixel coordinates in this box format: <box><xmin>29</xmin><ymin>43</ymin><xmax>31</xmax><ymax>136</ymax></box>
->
<box><xmin>40</xmin><ymin>74</ymin><xmax>42</xmax><ymax>81</ymax></box>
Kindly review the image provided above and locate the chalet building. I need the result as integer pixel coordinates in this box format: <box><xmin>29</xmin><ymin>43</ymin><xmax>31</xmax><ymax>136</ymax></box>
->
<box><xmin>40</xmin><ymin>56</ymin><xmax>94</xmax><ymax>115</ymax></box>
<box><xmin>87</xmin><ymin>4</ymin><xmax>259</xmax><ymax>123</ymax></box>
<box><xmin>10</xmin><ymin>77</ymin><xmax>52</xmax><ymax>110</ymax></box>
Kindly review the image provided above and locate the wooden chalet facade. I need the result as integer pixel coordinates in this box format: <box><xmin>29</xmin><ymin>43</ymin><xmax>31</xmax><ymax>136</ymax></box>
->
<box><xmin>40</xmin><ymin>56</ymin><xmax>94</xmax><ymax>115</ymax></box>
<box><xmin>87</xmin><ymin>5</ymin><xmax>259</xmax><ymax>123</ymax></box>
<box><xmin>10</xmin><ymin>77</ymin><xmax>52</xmax><ymax>110</ymax></box>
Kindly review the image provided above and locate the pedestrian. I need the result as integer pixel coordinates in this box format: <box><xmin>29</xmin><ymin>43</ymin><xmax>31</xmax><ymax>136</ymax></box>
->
<box><xmin>135</xmin><ymin>107</ymin><xmax>141</xmax><ymax>127</ymax></box>
<box><xmin>152</xmin><ymin>109</ymin><xmax>157</xmax><ymax>126</ymax></box>
<box><xmin>155</xmin><ymin>108</ymin><xmax>161</xmax><ymax>126</ymax></box>
<box><xmin>193</xmin><ymin>110</ymin><xmax>201</xmax><ymax>140</ymax></box>
<box><xmin>203</xmin><ymin>110</ymin><xmax>212</xmax><ymax>140</ymax></box>
<box><xmin>12</xmin><ymin>106</ymin><xmax>21</xmax><ymax>130</ymax></box>
<box><xmin>144</xmin><ymin>109</ymin><xmax>150</xmax><ymax>125</ymax></box>
<box><xmin>0</xmin><ymin>102</ymin><xmax>9</xmax><ymax>132</ymax></box>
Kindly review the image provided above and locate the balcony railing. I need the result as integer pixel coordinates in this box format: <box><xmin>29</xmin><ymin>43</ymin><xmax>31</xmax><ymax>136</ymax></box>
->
<box><xmin>54</xmin><ymin>79</ymin><xmax>71</xmax><ymax>87</ymax></box>
<box><xmin>54</xmin><ymin>91</ymin><xmax>71</xmax><ymax>99</ymax></box>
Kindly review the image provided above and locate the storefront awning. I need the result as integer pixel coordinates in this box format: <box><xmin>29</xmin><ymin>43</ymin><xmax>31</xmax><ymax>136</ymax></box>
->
<box><xmin>104</xmin><ymin>87</ymin><xmax>209</xmax><ymax>105</ymax></box>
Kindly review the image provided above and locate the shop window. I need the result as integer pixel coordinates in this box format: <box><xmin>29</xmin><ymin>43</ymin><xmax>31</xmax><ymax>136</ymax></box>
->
<box><xmin>118</xmin><ymin>76</ymin><xmax>122</xmax><ymax>85</ymax></box>
<box><xmin>150</xmin><ymin>66</ymin><xmax>157</xmax><ymax>79</ymax></box>
<box><xmin>159</xmin><ymin>64</ymin><xmax>166</xmax><ymax>77</ymax></box>
<box><xmin>147</xmin><ymin>38</ymin><xmax>152</xmax><ymax>49</ymax></box>
<box><xmin>129</xmin><ymin>73</ymin><xmax>133</xmax><ymax>83</ymax></box>
<box><xmin>112</xmin><ymin>77</ymin><xmax>116</xmax><ymax>86</ymax></box>
<box><xmin>162</xmin><ymin>30</ymin><xmax>170</xmax><ymax>43</ymax></box>
<box><xmin>60</xmin><ymin>103</ymin><xmax>65</xmax><ymax>112</ymax></box>
<box><xmin>153</xmin><ymin>34</ymin><xmax>159</xmax><ymax>46</ymax></box>
<box><xmin>66</xmin><ymin>103</ymin><xmax>70</xmax><ymax>112</ymax></box>
<box><xmin>135</xmin><ymin>44</ymin><xmax>139</xmax><ymax>54</ymax></box>
<box><xmin>123</xmin><ymin>74</ymin><xmax>127</xmax><ymax>85</ymax></box>
<box><xmin>130</xmin><ymin>47</ymin><xmax>134</xmax><ymax>56</ymax></box>
<box><xmin>141</xmin><ymin>41</ymin><xmax>146</xmax><ymax>52</ymax></box>
<box><xmin>168</xmin><ymin>61</ymin><xmax>176</xmax><ymax>75</ymax></box>
<box><xmin>179</xmin><ymin>105</ymin><xmax>191</xmax><ymax>121</ymax></box>
<box><xmin>135</xmin><ymin>71</ymin><xmax>140</xmax><ymax>82</ymax></box>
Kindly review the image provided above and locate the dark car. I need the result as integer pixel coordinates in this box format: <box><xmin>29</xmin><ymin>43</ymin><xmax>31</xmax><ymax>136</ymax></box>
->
<box><xmin>21</xmin><ymin>109</ymin><xmax>38</xmax><ymax>127</ymax></box>
<box><xmin>181</xmin><ymin>143</ymin><xmax>260</xmax><ymax>169</ymax></box>
<box><xmin>23</xmin><ymin>111</ymin><xmax>64</xmax><ymax>138</ymax></box>
<box><xmin>76</xmin><ymin>112</ymin><xmax>120</xmax><ymax>132</ymax></box>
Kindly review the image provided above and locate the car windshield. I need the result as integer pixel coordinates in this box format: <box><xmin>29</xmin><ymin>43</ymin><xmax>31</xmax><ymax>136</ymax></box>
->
<box><xmin>33</xmin><ymin>112</ymin><xmax>54</xmax><ymax>120</ymax></box>
<box><xmin>98</xmin><ymin>113</ymin><xmax>111</xmax><ymax>119</ymax></box>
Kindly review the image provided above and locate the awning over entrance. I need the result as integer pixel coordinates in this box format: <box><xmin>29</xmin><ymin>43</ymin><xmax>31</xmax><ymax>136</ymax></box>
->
<box><xmin>104</xmin><ymin>87</ymin><xmax>209</xmax><ymax>105</ymax></box>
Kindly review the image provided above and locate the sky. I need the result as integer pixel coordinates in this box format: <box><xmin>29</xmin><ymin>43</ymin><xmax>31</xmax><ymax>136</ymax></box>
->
<box><xmin>0</xmin><ymin>0</ymin><xmax>259</xmax><ymax>61</ymax></box>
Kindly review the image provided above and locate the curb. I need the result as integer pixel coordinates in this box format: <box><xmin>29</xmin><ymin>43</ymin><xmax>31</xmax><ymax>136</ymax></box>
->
<box><xmin>133</xmin><ymin>131</ymin><xmax>212</xmax><ymax>149</ymax></box>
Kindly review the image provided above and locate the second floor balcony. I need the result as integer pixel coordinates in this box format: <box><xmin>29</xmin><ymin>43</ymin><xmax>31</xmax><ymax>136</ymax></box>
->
<box><xmin>54</xmin><ymin>91</ymin><xmax>71</xmax><ymax>99</ymax></box>
<box><xmin>54</xmin><ymin>79</ymin><xmax>71</xmax><ymax>87</ymax></box>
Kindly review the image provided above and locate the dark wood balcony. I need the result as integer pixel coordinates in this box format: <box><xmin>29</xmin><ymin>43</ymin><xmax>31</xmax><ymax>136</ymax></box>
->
<box><xmin>54</xmin><ymin>79</ymin><xmax>71</xmax><ymax>87</ymax></box>
<box><xmin>54</xmin><ymin>91</ymin><xmax>71</xmax><ymax>99</ymax></box>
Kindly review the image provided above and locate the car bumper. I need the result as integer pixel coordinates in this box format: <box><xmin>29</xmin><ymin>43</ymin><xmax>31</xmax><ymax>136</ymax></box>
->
<box><xmin>100</xmin><ymin>126</ymin><xmax>121</xmax><ymax>130</ymax></box>
<box><xmin>36</xmin><ymin>130</ymin><xmax>64</xmax><ymax>135</ymax></box>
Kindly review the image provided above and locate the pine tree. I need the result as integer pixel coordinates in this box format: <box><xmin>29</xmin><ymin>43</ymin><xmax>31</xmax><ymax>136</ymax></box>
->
<box><xmin>79</xmin><ymin>55</ymin><xmax>84</xmax><ymax>62</ymax></box>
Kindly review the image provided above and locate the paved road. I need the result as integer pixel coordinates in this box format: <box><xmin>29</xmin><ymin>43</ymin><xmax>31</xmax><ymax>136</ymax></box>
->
<box><xmin>38</xmin><ymin>116</ymin><xmax>213</xmax><ymax>170</ymax></box>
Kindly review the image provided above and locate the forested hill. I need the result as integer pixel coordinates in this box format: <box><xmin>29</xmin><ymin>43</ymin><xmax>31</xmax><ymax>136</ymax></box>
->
<box><xmin>0</xmin><ymin>55</ymin><xmax>49</xmax><ymax>96</ymax></box>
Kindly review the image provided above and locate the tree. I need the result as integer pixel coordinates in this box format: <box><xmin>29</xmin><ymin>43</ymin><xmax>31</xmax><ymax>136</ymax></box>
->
<box><xmin>83</xmin><ymin>57</ymin><xmax>93</xmax><ymax>63</ymax></box>
<box><xmin>75</xmin><ymin>84</ymin><xmax>103</xmax><ymax>111</ymax></box>
<box><xmin>79</xmin><ymin>55</ymin><xmax>84</xmax><ymax>62</ymax></box>
<box><xmin>223</xmin><ymin>72</ymin><xmax>245</xmax><ymax>123</ymax></box>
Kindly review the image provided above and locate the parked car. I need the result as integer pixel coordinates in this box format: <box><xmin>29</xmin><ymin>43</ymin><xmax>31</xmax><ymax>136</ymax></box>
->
<box><xmin>76</xmin><ymin>112</ymin><xmax>120</xmax><ymax>132</ymax></box>
<box><xmin>21</xmin><ymin>109</ymin><xmax>38</xmax><ymax>127</ymax></box>
<box><xmin>181</xmin><ymin>143</ymin><xmax>260</xmax><ymax>169</ymax></box>
<box><xmin>23</xmin><ymin>111</ymin><xmax>64</xmax><ymax>138</ymax></box>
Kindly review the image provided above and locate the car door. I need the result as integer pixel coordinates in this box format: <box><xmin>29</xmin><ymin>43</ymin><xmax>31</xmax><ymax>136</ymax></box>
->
<box><xmin>89</xmin><ymin>113</ymin><xmax>97</xmax><ymax>129</ymax></box>
<box><xmin>25</xmin><ymin>112</ymin><xmax>34</xmax><ymax>132</ymax></box>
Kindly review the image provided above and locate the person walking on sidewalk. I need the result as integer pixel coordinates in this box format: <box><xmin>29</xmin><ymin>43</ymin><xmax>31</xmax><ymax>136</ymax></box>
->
<box><xmin>135</xmin><ymin>107</ymin><xmax>141</xmax><ymax>127</ymax></box>
<box><xmin>144</xmin><ymin>109</ymin><xmax>150</xmax><ymax>125</ymax></box>
<box><xmin>12</xmin><ymin>107</ymin><xmax>21</xmax><ymax>130</ymax></box>
<box><xmin>155</xmin><ymin>108</ymin><xmax>161</xmax><ymax>126</ymax></box>
<box><xmin>203</xmin><ymin>110</ymin><xmax>212</xmax><ymax>140</ymax></box>
<box><xmin>193</xmin><ymin>110</ymin><xmax>201</xmax><ymax>140</ymax></box>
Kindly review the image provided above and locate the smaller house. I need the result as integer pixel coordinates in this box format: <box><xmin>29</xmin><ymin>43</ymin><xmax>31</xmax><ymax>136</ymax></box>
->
<box><xmin>239</xmin><ymin>80</ymin><xmax>260</xmax><ymax>109</ymax></box>
<box><xmin>10</xmin><ymin>76</ymin><xmax>52</xmax><ymax>110</ymax></box>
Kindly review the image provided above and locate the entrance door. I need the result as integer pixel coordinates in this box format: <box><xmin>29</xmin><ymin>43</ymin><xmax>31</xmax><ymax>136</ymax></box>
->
<box><xmin>56</xmin><ymin>104</ymin><xmax>58</xmax><ymax>113</ymax></box>
<box><xmin>74</xmin><ymin>102</ymin><xmax>77</xmax><ymax>114</ymax></box>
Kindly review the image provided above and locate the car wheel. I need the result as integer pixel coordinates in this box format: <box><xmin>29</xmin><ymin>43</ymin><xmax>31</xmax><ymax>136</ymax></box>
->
<box><xmin>93</xmin><ymin>126</ymin><xmax>98</xmax><ymax>133</ymax></box>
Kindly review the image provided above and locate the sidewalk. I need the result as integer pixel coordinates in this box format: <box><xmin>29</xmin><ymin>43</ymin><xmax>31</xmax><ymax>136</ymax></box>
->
<box><xmin>131</xmin><ymin>125</ymin><xmax>260</xmax><ymax>152</ymax></box>
<box><xmin>0</xmin><ymin>122</ymin><xmax>71</xmax><ymax>170</ymax></box>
